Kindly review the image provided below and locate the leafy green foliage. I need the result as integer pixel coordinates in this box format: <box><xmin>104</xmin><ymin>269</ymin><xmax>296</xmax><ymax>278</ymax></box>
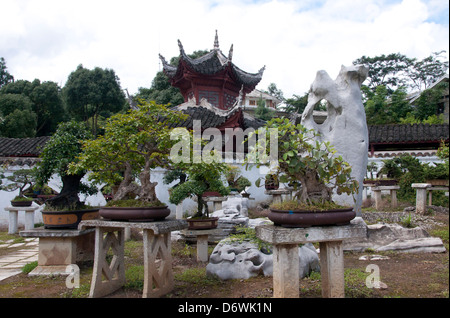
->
<box><xmin>245</xmin><ymin>118</ymin><xmax>358</xmax><ymax>208</ymax></box>
<box><xmin>71</xmin><ymin>100</ymin><xmax>187</xmax><ymax>204</ymax></box>
<box><xmin>0</xmin><ymin>79</ymin><xmax>66</xmax><ymax>137</ymax></box>
<box><xmin>0</xmin><ymin>169</ymin><xmax>37</xmax><ymax>197</ymax></box>
<box><xmin>0</xmin><ymin>57</ymin><xmax>14</xmax><ymax>88</ymax></box>
<box><xmin>37</xmin><ymin>121</ymin><xmax>93</xmax><ymax>184</ymax></box>
<box><xmin>63</xmin><ymin>64</ymin><xmax>126</xmax><ymax>136</ymax></box>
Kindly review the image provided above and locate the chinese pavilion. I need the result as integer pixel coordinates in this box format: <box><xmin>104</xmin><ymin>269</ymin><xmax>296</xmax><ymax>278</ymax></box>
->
<box><xmin>159</xmin><ymin>31</ymin><xmax>265</xmax><ymax>111</ymax></box>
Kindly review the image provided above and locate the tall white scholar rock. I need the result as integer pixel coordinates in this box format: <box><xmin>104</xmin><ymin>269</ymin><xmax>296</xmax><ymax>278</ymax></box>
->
<box><xmin>301</xmin><ymin>65</ymin><xmax>369</xmax><ymax>216</ymax></box>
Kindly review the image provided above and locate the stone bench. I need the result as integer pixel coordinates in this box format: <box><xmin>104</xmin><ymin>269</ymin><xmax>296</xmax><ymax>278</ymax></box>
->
<box><xmin>255</xmin><ymin>221</ymin><xmax>366</xmax><ymax>298</ymax></box>
<box><xmin>19</xmin><ymin>227</ymin><xmax>95</xmax><ymax>276</ymax></box>
<box><xmin>79</xmin><ymin>219</ymin><xmax>187</xmax><ymax>298</ymax></box>
<box><xmin>371</xmin><ymin>186</ymin><xmax>400</xmax><ymax>210</ymax></box>
<box><xmin>4</xmin><ymin>205</ymin><xmax>40</xmax><ymax>234</ymax></box>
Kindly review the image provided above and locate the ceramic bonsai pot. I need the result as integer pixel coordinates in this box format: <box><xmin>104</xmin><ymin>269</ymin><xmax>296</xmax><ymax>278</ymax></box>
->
<box><xmin>187</xmin><ymin>217</ymin><xmax>219</xmax><ymax>230</ymax></box>
<box><xmin>268</xmin><ymin>207</ymin><xmax>356</xmax><ymax>228</ymax></box>
<box><xmin>99</xmin><ymin>205</ymin><xmax>170</xmax><ymax>222</ymax></box>
<box><xmin>42</xmin><ymin>208</ymin><xmax>100</xmax><ymax>229</ymax></box>
<box><xmin>10</xmin><ymin>200</ymin><xmax>33</xmax><ymax>207</ymax></box>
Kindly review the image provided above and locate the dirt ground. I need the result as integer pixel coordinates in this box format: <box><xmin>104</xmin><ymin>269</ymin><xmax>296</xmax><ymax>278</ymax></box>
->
<box><xmin>0</xmin><ymin>210</ymin><xmax>448</xmax><ymax>299</ymax></box>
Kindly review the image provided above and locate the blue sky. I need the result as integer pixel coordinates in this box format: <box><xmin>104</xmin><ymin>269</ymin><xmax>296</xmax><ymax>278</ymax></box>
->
<box><xmin>1</xmin><ymin>0</ymin><xmax>448</xmax><ymax>98</ymax></box>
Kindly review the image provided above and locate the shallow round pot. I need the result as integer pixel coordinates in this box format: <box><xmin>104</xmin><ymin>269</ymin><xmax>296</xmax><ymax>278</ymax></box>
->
<box><xmin>11</xmin><ymin>200</ymin><xmax>33</xmax><ymax>207</ymax></box>
<box><xmin>268</xmin><ymin>207</ymin><xmax>356</xmax><ymax>228</ymax></box>
<box><xmin>42</xmin><ymin>208</ymin><xmax>99</xmax><ymax>229</ymax></box>
<box><xmin>99</xmin><ymin>206</ymin><xmax>170</xmax><ymax>222</ymax></box>
<box><xmin>187</xmin><ymin>217</ymin><xmax>219</xmax><ymax>230</ymax></box>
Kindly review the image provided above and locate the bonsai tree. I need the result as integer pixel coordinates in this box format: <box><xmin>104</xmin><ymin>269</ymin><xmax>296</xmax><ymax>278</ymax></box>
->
<box><xmin>0</xmin><ymin>168</ymin><xmax>36</xmax><ymax>202</ymax></box>
<box><xmin>69</xmin><ymin>100</ymin><xmax>187</xmax><ymax>207</ymax></box>
<box><xmin>225</xmin><ymin>165</ymin><xmax>251</xmax><ymax>194</ymax></box>
<box><xmin>245</xmin><ymin>117</ymin><xmax>359</xmax><ymax>209</ymax></box>
<box><xmin>36</xmin><ymin>120</ymin><xmax>97</xmax><ymax>210</ymax></box>
<box><xmin>167</xmin><ymin>161</ymin><xmax>230</xmax><ymax>218</ymax></box>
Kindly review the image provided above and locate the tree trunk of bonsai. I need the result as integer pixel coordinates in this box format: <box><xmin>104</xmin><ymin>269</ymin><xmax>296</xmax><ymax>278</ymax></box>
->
<box><xmin>45</xmin><ymin>173</ymin><xmax>84</xmax><ymax>210</ymax></box>
<box><xmin>138</xmin><ymin>161</ymin><xmax>158</xmax><ymax>203</ymax></box>
<box><xmin>113</xmin><ymin>163</ymin><xmax>139</xmax><ymax>201</ymax></box>
<box><xmin>297</xmin><ymin>170</ymin><xmax>332</xmax><ymax>204</ymax></box>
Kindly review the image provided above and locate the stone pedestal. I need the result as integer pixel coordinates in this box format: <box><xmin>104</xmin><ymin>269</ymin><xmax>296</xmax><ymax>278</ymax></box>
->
<box><xmin>5</xmin><ymin>205</ymin><xmax>40</xmax><ymax>234</ymax></box>
<box><xmin>256</xmin><ymin>222</ymin><xmax>366</xmax><ymax>298</ymax></box>
<box><xmin>19</xmin><ymin>227</ymin><xmax>95</xmax><ymax>276</ymax></box>
<box><xmin>411</xmin><ymin>183</ymin><xmax>431</xmax><ymax>214</ymax></box>
<box><xmin>265</xmin><ymin>188</ymin><xmax>292</xmax><ymax>204</ymax></box>
<box><xmin>372</xmin><ymin>186</ymin><xmax>400</xmax><ymax>210</ymax></box>
<box><xmin>203</xmin><ymin>196</ymin><xmax>228</xmax><ymax>211</ymax></box>
<box><xmin>79</xmin><ymin>219</ymin><xmax>187</xmax><ymax>298</ymax></box>
<box><xmin>181</xmin><ymin>228</ymin><xmax>223</xmax><ymax>262</ymax></box>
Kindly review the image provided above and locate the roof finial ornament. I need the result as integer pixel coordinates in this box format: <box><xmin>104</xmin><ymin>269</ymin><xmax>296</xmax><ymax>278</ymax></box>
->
<box><xmin>177</xmin><ymin>39</ymin><xmax>186</xmax><ymax>55</ymax></box>
<box><xmin>228</xmin><ymin>44</ymin><xmax>233</xmax><ymax>61</ymax></box>
<box><xmin>214</xmin><ymin>30</ymin><xmax>219</xmax><ymax>50</ymax></box>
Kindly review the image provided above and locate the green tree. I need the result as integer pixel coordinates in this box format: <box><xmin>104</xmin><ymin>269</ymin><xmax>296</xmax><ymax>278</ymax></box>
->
<box><xmin>36</xmin><ymin>121</ymin><xmax>96</xmax><ymax>210</ymax></box>
<box><xmin>63</xmin><ymin>65</ymin><xmax>127</xmax><ymax>136</ymax></box>
<box><xmin>0</xmin><ymin>79</ymin><xmax>66</xmax><ymax>136</ymax></box>
<box><xmin>284</xmin><ymin>93</ymin><xmax>308</xmax><ymax>114</ymax></box>
<box><xmin>411</xmin><ymin>81</ymin><xmax>449</xmax><ymax>121</ymax></box>
<box><xmin>69</xmin><ymin>100</ymin><xmax>187</xmax><ymax>204</ymax></box>
<box><xmin>0</xmin><ymin>94</ymin><xmax>37</xmax><ymax>137</ymax></box>
<box><xmin>0</xmin><ymin>57</ymin><xmax>14</xmax><ymax>88</ymax></box>
<box><xmin>353</xmin><ymin>53</ymin><xmax>412</xmax><ymax>97</ymax></box>
<box><xmin>406</xmin><ymin>51</ymin><xmax>449</xmax><ymax>91</ymax></box>
<box><xmin>254</xmin><ymin>96</ymin><xmax>275</xmax><ymax>121</ymax></box>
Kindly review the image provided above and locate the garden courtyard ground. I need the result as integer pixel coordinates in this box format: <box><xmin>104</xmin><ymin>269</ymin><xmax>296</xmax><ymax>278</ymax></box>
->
<box><xmin>0</xmin><ymin>205</ymin><xmax>448</xmax><ymax>299</ymax></box>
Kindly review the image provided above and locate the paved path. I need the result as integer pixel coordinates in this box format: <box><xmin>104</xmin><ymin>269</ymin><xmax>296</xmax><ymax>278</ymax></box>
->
<box><xmin>0</xmin><ymin>238</ymin><xmax>38</xmax><ymax>281</ymax></box>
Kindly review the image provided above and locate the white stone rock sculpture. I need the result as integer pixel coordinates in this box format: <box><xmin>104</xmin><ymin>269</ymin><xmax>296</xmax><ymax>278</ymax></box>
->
<box><xmin>301</xmin><ymin>65</ymin><xmax>369</xmax><ymax>216</ymax></box>
<box><xmin>206</xmin><ymin>240</ymin><xmax>320</xmax><ymax>280</ymax></box>
<box><xmin>344</xmin><ymin>217</ymin><xmax>446</xmax><ymax>253</ymax></box>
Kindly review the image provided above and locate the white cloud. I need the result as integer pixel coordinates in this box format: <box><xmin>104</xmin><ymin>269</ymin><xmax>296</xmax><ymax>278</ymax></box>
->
<box><xmin>1</xmin><ymin>0</ymin><xmax>448</xmax><ymax>98</ymax></box>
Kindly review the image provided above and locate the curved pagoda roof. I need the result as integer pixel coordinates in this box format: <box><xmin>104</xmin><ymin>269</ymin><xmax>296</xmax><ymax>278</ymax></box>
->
<box><xmin>159</xmin><ymin>31</ymin><xmax>265</xmax><ymax>93</ymax></box>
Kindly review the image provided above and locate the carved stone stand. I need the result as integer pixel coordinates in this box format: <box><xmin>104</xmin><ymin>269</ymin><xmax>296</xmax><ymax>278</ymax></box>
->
<box><xmin>5</xmin><ymin>205</ymin><xmax>40</xmax><ymax>234</ymax></box>
<box><xmin>372</xmin><ymin>185</ymin><xmax>400</xmax><ymax>210</ymax></box>
<box><xmin>79</xmin><ymin>219</ymin><xmax>187</xmax><ymax>298</ymax></box>
<box><xmin>264</xmin><ymin>188</ymin><xmax>292</xmax><ymax>204</ymax></box>
<box><xmin>20</xmin><ymin>227</ymin><xmax>95</xmax><ymax>276</ymax></box>
<box><xmin>180</xmin><ymin>228</ymin><xmax>223</xmax><ymax>262</ymax></box>
<box><xmin>202</xmin><ymin>196</ymin><xmax>228</xmax><ymax>211</ymax></box>
<box><xmin>256</xmin><ymin>221</ymin><xmax>366</xmax><ymax>298</ymax></box>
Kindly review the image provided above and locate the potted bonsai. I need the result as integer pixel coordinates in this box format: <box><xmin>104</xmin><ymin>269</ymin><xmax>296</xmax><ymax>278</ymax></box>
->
<box><xmin>245</xmin><ymin>117</ymin><xmax>359</xmax><ymax>228</ymax></box>
<box><xmin>36</xmin><ymin>121</ymin><xmax>99</xmax><ymax>229</ymax></box>
<box><xmin>69</xmin><ymin>100</ymin><xmax>187</xmax><ymax>221</ymax></box>
<box><xmin>0</xmin><ymin>169</ymin><xmax>36</xmax><ymax>207</ymax></box>
<box><xmin>225</xmin><ymin>165</ymin><xmax>252</xmax><ymax>197</ymax></box>
<box><xmin>166</xmin><ymin>159</ymin><xmax>230</xmax><ymax>230</ymax></box>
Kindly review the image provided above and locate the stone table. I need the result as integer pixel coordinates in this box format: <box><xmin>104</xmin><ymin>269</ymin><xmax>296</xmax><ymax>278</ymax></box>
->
<box><xmin>202</xmin><ymin>196</ymin><xmax>228</xmax><ymax>212</ymax></box>
<box><xmin>372</xmin><ymin>185</ymin><xmax>400</xmax><ymax>210</ymax></box>
<box><xmin>20</xmin><ymin>227</ymin><xmax>95</xmax><ymax>276</ymax></box>
<box><xmin>79</xmin><ymin>219</ymin><xmax>187</xmax><ymax>298</ymax></box>
<box><xmin>255</xmin><ymin>221</ymin><xmax>367</xmax><ymax>298</ymax></box>
<box><xmin>180</xmin><ymin>228</ymin><xmax>223</xmax><ymax>262</ymax></box>
<box><xmin>264</xmin><ymin>188</ymin><xmax>293</xmax><ymax>204</ymax></box>
<box><xmin>4</xmin><ymin>205</ymin><xmax>40</xmax><ymax>234</ymax></box>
